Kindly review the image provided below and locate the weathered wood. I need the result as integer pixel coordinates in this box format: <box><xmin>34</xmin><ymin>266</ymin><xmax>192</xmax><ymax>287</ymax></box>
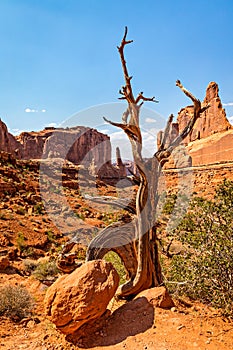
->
<box><xmin>94</xmin><ymin>27</ymin><xmax>208</xmax><ymax>299</ymax></box>
<box><xmin>59</xmin><ymin>27</ymin><xmax>209</xmax><ymax>299</ymax></box>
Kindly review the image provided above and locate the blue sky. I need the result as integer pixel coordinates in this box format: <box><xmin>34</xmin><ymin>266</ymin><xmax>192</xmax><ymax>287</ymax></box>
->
<box><xmin>0</xmin><ymin>0</ymin><xmax>233</xmax><ymax>149</ymax></box>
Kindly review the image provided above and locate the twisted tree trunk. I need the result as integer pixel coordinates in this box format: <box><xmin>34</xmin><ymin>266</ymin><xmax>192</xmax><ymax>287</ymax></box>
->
<box><xmin>61</xmin><ymin>27</ymin><xmax>209</xmax><ymax>299</ymax></box>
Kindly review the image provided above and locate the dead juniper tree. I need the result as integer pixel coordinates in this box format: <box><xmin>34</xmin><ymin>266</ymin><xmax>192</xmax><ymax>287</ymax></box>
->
<box><xmin>60</xmin><ymin>27</ymin><xmax>209</xmax><ymax>299</ymax></box>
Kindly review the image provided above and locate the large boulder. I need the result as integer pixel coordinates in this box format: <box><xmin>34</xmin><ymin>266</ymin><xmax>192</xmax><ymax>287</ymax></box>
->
<box><xmin>44</xmin><ymin>260</ymin><xmax>119</xmax><ymax>335</ymax></box>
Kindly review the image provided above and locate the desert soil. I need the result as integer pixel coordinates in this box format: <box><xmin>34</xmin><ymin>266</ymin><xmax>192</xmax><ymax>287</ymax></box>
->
<box><xmin>0</xmin><ymin>269</ymin><xmax>233</xmax><ymax>350</ymax></box>
<box><xmin>0</xmin><ymin>156</ymin><xmax>233</xmax><ymax>349</ymax></box>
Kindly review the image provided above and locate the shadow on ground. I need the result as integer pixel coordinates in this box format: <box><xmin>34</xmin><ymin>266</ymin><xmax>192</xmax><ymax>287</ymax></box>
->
<box><xmin>67</xmin><ymin>297</ymin><xmax>154</xmax><ymax>348</ymax></box>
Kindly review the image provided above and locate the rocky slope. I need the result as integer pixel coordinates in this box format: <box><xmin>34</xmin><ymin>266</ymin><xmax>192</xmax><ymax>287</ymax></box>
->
<box><xmin>1</xmin><ymin>149</ymin><xmax>233</xmax><ymax>349</ymax></box>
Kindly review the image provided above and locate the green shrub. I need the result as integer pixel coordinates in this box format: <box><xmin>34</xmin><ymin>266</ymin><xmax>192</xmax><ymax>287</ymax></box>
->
<box><xmin>165</xmin><ymin>179</ymin><xmax>233</xmax><ymax>316</ymax></box>
<box><xmin>16</xmin><ymin>207</ymin><xmax>26</xmax><ymax>215</ymax></box>
<box><xmin>34</xmin><ymin>203</ymin><xmax>44</xmax><ymax>214</ymax></box>
<box><xmin>0</xmin><ymin>284</ymin><xmax>34</xmax><ymax>320</ymax></box>
<box><xmin>32</xmin><ymin>260</ymin><xmax>59</xmax><ymax>281</ymax></box>
<box><xmin>45</xmin><ymin>230</ymin><xmax>56</xmax><ymax>243</ymax></box>
<box><xmin>0</xmin><ymin>211</ymin><xmax>7</xmax><ymax>220</ymax></box>
<box><xmin>16</xmin><ymin>232</ymin><xmax>26</xmax><ymax>253</ymax></box>
<box><xmin>104</xmin><ymin>251</ymin><xmax>127</xmax><ymax>285</ymax></box>
<box><xmin>162</xmin><ymin>193</ymin><xmax>177</xmax><ymax>215</ymax></box>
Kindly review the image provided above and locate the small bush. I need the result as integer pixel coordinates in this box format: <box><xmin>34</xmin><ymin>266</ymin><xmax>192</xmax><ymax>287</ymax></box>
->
<box><xmin>16</xmin><ymin>207</ymin><xmax>26</xmax><ymax>215</ymax></box>
<box><xmin>0</xmin><ymin>284</ymin><xmax>34</xmax><ymax>320</ymax></box>
<box><xmin>45</xmin><ymin>230</ymin><xmax>56</xmax><ymax>243</ymax></box>
<box><xmin>0</xmin><ymin>211</ymin><xmax>7</xmax><ymax>220</ymax></box>
<box><xmin>16</xmin><ymin>232</ymin><xmax>26</xmax><ymax>253</ymax></box>
<box><xmin>32</xmin><ymin>260</ymin><xmax>59</xmax><ymax>281</ymax></box>
<box><xmin>165</xmin><ymin>180</ymin><xmax>233</xmax><ymax>316</ymax></box>
<box><xmin>104</xmin><ymin>251</ymin><xmax>127</xmax><ymax>285</ymax></box>
<box><xmin>23</xmin><ymin>259</ymin><xmax>38</xmax><ymax>274</ymax></box>
<box><xmin>162</xmin><ymin>193</ymin><xmax>177</xmax><ymax>215</ymax></box>
<box><xmin>34</xmin><ymin>203</ymin><xmax>44</xmax><ymax>214</ymax></box>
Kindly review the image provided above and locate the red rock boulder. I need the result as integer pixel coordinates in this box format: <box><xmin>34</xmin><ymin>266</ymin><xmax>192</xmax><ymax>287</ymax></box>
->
<box><xmin>44</xmin><ymin>260</ymin><xmax>119</xmax><ymax>335</ymax></box>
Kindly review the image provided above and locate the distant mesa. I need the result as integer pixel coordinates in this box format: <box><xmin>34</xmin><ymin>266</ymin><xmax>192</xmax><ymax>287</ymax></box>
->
<box><xmin>0</xmin><ymin>122</ymin><xmax>111</xmax><ymax>170</ymax></box>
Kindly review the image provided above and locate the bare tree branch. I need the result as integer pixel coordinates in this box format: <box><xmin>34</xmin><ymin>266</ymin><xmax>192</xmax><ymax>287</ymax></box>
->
<box><xmin>117</xmin><ymin>27</ymin><xmax>135</xmax><ymax>104</ymax></box>
<box><xmin>135</xmin><ymin>92</ymin><xmax>158</xmax><ymax>104</ymax></box>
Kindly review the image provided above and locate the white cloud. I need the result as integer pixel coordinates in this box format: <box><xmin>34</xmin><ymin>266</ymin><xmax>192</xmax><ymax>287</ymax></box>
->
<box><xmin>109</xmin><ymin>130</ymin><xmax>126</xmax><ymax>140</ymax></box>
<box><xmin>141</xmin><ymin>130</ymin><xmax>157</xmax><ymax>157</ymax></box>
<box><xmin>9</xmin><ymin>128</ymin><xmax>24</xmax><ymax>135</ymax></box>
<box><xmin>98</xmin><ymin>129</ymin><xmax>110</xmax><ymax>134</ymax></box>
<box><xmin>25</xmin><ymin>107</ymin><xmax>47</xmax><ymax>113</ymax></box>
<box><xmin>45</xmin><ymin>122</ymin><xmax>58</xmax><ymax>128</ymax></box>
<box><xmin>145</xmin><ymin>117</ymin><xmax>157</xmax><ymax>123</ymax></box>
<box><xmin>25</xmin><ymin>108</ymin><xmax>38</xmax><ymax>113</ymax></box>
<box><xmin>223</xmin><ymin>102</ymin><xmax>233</xmax><ymax>107</ymax></box>
<box><xmin>109</xmin><ymin>128</ymin><xmax>159</xmax><ymax>159</ymax></box>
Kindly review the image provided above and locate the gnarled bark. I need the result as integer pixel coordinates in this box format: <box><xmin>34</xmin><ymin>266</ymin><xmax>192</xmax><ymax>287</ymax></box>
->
<box><xmin>60</xmin><ymin>27</ymin><xmax>209</xmax><ymax>299</ymax></box>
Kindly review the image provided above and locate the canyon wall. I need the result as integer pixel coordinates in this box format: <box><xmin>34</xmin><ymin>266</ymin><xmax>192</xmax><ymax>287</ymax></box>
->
<box><xmin>177</xmin><ymin>81</ymin><xmax>231</xmax><ymax>144</ymax></box>
<box><xmin>0</xmin><ymin>122</ymin><xmax>112</xmax><ymax>168</ymax></box>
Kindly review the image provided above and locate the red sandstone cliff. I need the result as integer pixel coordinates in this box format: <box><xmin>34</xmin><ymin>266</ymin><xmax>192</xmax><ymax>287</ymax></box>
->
<box><xmin>0</xmin><ymin>122</ymin><xmax>111</xmax><ymax>168</ymax></box>
<box><xmin>177</xmin><ymin>82</ymin><xmax>232</xmax><ymax>144</ymax></box>
<box><xmin>158</xmin><ymin>82</ymin><xmax>233</xmax><ymax>168</ymax></box>
<box><xmin>0</xmin><ymin>119</ymin><xmax>23</xmax><ymax>157</ymax></box>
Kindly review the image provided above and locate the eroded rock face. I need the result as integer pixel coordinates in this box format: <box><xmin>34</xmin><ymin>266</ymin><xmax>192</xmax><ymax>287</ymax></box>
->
<box><xmin>44</xmin><ymin>260</ymin><xmax>119</xmax><ymax>335</ymax></box>
<box><xmin>188</xmin><ymin>129</ymin><xmax>233</xmax><ymax>166</ymax></box>
<box><xmin>0</xmin><ymin>120</ymin><xmax>22</xmax><ymax>157</ymax></box>
<box><xmin>157</xmin><ymin>82</ymin><xmax>233</xmax><ymax>167</ymax></box>
<box><xmin>0</xmin><ymin>121</ymin><xmax>112</xmax><ymax>170</ymax></box>
<box><xmin>17</xmin><ymin>131</ymin><xmax>50</xmax><ymax>160</ymax></box>
<box><xmin>17</xmin><ymin>127</ymin><xmax>112</xmax><ymax>168</ymax></box>
<box><xmin>177</xmin><ymin>82</ymin><xmax>231</xmax><ymax>144</ymax></box>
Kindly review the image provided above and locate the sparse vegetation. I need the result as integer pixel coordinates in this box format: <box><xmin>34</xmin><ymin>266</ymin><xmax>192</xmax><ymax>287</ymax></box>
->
<box><xmin>16</xmin><ymin>207</ymin><xmax>26</xmax><ymax>215</ymax></box>
<box><xmin>23</xmin><ymin>259</ymin><xmax>38</xmax><ymax>274</ymax></box>
<box><xmin>165</xmin><ymin>180</ymin><xmax>233</xmax><ymax>316</ymax></box>
<box><xmin>75</xmin><ymin>212</ymin><xmax>85</xmax><ymax>220</ymax></box>
<box><xmin>45</xmin><ymin>229</ymin><xmax>56</xmax><ymax>243</ymax></box>
<box><xmin>0</xmin><ymin>211</ymin><xmax>7</xmax><ymax>220</ymax></box>
<box><xmin>34</xmin><ymin>203</ymin><xmax>44</xmax><ymax>214</ymax></box>
<box><xmin>32</xmin><ymin>260</ymin><xmax>59</xmax><ymax>281</ymax></box>
<box><xmin>16</xmin><ymin>232</ymin><xmax>26</xmax><ymax>253</ymax></box>
<box><xmin>0</xmin><ymin>284</ymin><xmax>34</xmax><ymax>320</ymax></box>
